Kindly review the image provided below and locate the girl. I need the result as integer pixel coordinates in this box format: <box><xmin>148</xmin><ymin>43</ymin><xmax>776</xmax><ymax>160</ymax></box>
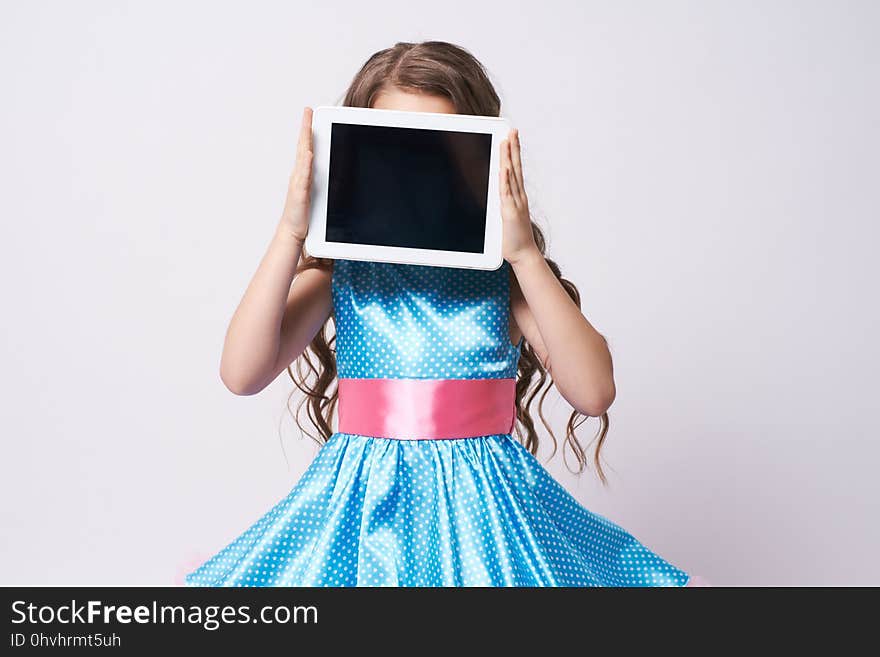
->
<box><xmin>184</xmin><ymin>41</ymin><xmax>705</xmax><ymax>587</ymax></box>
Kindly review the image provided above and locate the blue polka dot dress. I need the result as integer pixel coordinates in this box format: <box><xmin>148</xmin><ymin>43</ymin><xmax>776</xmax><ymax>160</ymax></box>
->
<box><xmin>184</xmin><ymin>258</ymin><xmax>692</xmax><ymax>587</ymax></box>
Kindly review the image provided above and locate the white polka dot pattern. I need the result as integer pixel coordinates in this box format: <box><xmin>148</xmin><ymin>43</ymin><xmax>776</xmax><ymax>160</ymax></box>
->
<box><xmin>332</xmin><ymin>259</ymin><xmax>523</xmax><ymax>379</ymax></box>
<box><xmin>185</xmin><ymin>259</ymin><xmax>690</xmax><ymax>587</ymax></box>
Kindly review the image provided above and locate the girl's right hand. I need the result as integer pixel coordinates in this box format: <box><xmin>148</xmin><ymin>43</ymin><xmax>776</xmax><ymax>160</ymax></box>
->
<box><xmin>278</xmin><ymin>106</ymin><xmax>314</xmax><ymax>242</ymax></box>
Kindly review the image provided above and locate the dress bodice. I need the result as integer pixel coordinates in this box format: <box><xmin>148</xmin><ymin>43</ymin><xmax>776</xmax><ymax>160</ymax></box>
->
<box><xmin>331</xmin><ymin>258</ymin><xmax>523</xmax><ymax>380</ymax></box>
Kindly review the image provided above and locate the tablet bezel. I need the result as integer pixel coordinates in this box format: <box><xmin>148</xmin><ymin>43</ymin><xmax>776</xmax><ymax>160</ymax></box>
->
<box><xmin>304</xmin><ymin>105</ymin><xmax>510</xmax><ymax>271</ymax></box>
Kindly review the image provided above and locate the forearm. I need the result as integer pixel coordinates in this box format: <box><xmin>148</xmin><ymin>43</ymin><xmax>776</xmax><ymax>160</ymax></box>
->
<box><xmin>219</xmin><ymin>223</ymin><xmax>304</xmax><ymax>394</ymax></box>
<box><xmin>510</xmin><ymin>248</ymin><xmax>616</xmax><ymax>416</ymax></box>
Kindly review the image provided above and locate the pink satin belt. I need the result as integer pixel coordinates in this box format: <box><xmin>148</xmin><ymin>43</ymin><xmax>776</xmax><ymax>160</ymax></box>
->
<box><xmin>338</xmin><ymin>377</ymin><xmax>516</xmax><ymax>440</ymax></box>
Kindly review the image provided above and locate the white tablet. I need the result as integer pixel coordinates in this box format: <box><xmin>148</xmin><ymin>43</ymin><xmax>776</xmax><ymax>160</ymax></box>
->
<box><xmin>304</xmin><ymin>105</ymin><xmax>511</xmax><ymax>270</ymax></box>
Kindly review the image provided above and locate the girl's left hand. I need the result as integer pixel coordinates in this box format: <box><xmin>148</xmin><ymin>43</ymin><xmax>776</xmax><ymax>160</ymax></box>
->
<box><xmin>500</xmin><ymin>128</ymin><xmax>539</xmax><ymax>265</ymax></box>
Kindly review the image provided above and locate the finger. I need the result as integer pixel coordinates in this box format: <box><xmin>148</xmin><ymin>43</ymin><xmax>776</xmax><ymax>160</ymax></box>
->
<box><xmin>289</xmin><ymin>152</ymin><xmax>313</xmax><ymax>205</ymax></box>
<box><xmin>297</xmin><ymin>106</ymin><xmax>313</xmax><ymax>160</ymax></box>
<box><xmin>505</xmin><ymin>138</ymin><xmax>523</xmax><ymax>201</ymax></box>
<box><xmin>291</xmin><ymin>139</ymin><xmax>312</xmax><ymax>179</ymax></box>
<box><xmin>509</xmin><ymin>128</ymin><xmax>525</xmax><ymax>199</ymax></box>
<box><xmin>499</xmin><ymin>138</ymin><xmax>514</xmax><ymax>201</ymax></box>
<box><xmin>299</xmin><ymin>150</ymin><xmax>314</xmax><ymax>204</ymax></box>
<box><xmin>300</xmin><ymin>149</ymin><xmax>313</xmax><ymax>188</ymax></box>
<box><xmin>499</xmin><ymin>140</ymin><xmax>512</xmax><ymax>200</ymax></box>
<box><xmin>503</xmin><ymin>167</ymin><xmax>517</xmax><ymax>206</ymax></box>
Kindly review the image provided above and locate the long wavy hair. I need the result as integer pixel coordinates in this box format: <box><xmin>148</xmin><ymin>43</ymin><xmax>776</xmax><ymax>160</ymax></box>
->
<box><xmin>286</xmin><ymin>41</ymin><xmax>612</xmax><ymax>484</ymax></box>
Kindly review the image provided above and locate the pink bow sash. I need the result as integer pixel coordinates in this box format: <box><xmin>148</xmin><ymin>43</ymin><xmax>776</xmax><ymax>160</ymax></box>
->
<box><xmin>338</xmin><ymin>377</ymin><xmax>516</xmax><ymax>440</ymax></box>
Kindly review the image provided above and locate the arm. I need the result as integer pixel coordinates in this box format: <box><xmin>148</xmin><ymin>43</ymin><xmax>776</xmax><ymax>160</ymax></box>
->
<box><xmin>500</xmin><ymin>128</ymin><xmax>616</xmax><ymax>417</ymax></box>
<box><xmin>219</xmin><ymin>107</ymin><xmax>330</xmax><ymax>396</ymax></box>
<box><xmin>508</xmin><ymin>252</ymin><xmax>616</xmax><ymax>417</ymax></box>
<box><xmin>219</xmin><ymin>230</ymin><xmax>332</xmax><ymax>396</ymax></box>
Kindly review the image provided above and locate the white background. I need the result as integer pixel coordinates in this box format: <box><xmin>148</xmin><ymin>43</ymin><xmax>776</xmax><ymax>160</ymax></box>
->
<box><xmin>1</xmin><ymin>0</ymin><xmax>877</xmax><ymax>585</ymax></box>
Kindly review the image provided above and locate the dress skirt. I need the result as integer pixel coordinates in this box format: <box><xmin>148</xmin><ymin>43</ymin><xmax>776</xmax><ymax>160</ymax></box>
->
<box><xmin>184</xmin><ymin>431</ymin><xmax>692</xmax><ymax>587</ymax></box>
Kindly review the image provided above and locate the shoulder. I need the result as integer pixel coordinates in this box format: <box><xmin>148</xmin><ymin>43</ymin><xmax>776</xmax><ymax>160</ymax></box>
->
<box><xmin>293</xmin><ymin>261</ymin><xmax>333</xmax><ymax>292</ymax></box>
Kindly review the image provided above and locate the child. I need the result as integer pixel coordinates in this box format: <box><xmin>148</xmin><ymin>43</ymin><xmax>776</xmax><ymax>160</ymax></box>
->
<box><xmin>184</xmin><ymin>41</ymin><xmax>705</xmax><ymax>587</ymax></box>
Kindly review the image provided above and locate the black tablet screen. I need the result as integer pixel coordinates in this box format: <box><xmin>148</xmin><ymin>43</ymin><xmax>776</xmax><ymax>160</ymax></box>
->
<box><xmin>325</xmin><ymin>122</ymin><xmax>492</xmax><ymax>253</ymax></box>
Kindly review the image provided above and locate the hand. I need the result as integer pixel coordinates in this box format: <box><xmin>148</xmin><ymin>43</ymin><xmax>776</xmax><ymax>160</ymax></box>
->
<box><xmin>278</xmin><ymin>106</ymin><xmax>314</xmax><ymax>242</ymax></box>
<box><xmin>499</xmin><ymin>128</ymin><xmax>539</xmax><ymax>265</ymax></box>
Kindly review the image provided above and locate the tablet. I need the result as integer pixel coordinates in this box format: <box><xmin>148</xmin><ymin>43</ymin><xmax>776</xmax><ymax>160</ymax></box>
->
<box><xmin>304</xmin><ymin>105</ymin><xmax>511</xmax><ymax>270</ymax></box>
